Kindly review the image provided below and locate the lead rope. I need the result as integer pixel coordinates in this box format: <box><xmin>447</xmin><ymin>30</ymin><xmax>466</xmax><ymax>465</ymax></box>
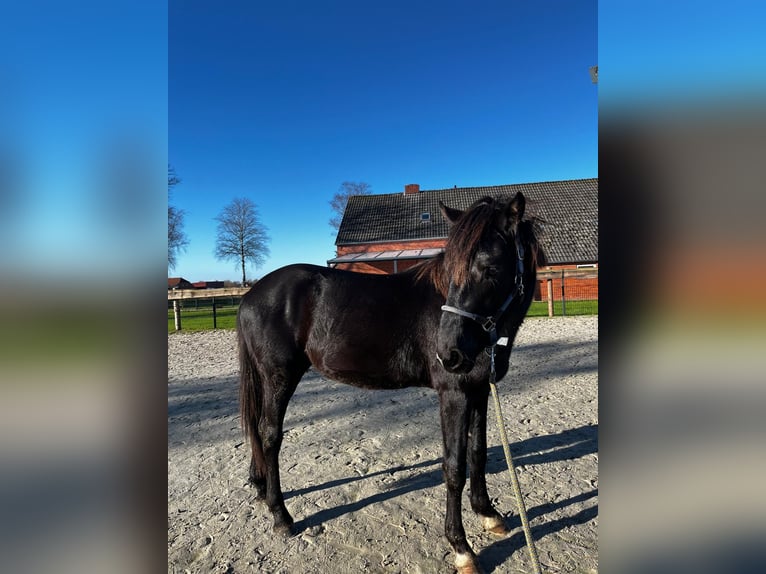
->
<box><xmin>488</xmin><ymin>345</ymin><xmax>543</xmax><ymax>574</ymax></box>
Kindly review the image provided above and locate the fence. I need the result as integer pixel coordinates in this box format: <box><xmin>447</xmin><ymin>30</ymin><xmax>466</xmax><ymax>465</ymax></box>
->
<box><xmin>168</xmin><ymin>287</ymin><xmax>250</xmax><ymax>331</ymax></box>
<box><xmin>533</xmin><ymin>268</ymin><xmax>598</xmax><ymax>317</ymax></box>
<box><xmin>168</xmin><ymin>270</ymin><xmax>598</xmax><ymax>331</ymax></box>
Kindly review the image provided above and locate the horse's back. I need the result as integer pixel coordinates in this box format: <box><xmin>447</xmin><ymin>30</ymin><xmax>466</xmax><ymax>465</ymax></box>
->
<box><xmin>239</xmin><ymin>264</ymin><xmax>323</xmax><ymax>305</ymax></box>
<box><xmin>238</xmin><ymin>263</ymin><xmax>323</xmax><ymax>338</ymax></box>
<box><xmin>237</xmin><ymin>263</ymin><xmax>439</xmax><ymax>389</ymax></box>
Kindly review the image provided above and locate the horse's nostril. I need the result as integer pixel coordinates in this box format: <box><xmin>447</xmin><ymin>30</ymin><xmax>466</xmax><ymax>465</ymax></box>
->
<box><xmin>439</xmin><ymin>348</ymin><xmax>466</xmax><ymax>371</ymax></box>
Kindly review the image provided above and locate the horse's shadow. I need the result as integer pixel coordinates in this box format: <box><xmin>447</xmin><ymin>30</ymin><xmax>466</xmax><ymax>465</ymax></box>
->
<box><xmin>478</xmin><ymin>490</ymin><xmax>598</xmax><ymax>572</ymax></box>
<box><xmin>288</xmin><ymin>423</ymin><xmax>597</xmax><ymax>540</ymax></box>
<box><xmin>486</xmin><ymin>422</ymin><xmax>597</xmax><ymax>473</ymax></box>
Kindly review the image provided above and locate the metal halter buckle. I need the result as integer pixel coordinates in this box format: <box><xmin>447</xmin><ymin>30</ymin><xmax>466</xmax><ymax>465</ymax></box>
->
<box><xmin>481</xmin><ymin>317</ymin><xmax>496</xmax><ymax>333</ymax></box>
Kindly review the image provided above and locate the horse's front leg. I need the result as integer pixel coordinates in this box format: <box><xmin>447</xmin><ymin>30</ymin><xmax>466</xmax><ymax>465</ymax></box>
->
<box><xmin>439</xmin><ymin>388</ymin><xmax>482</xmax><ymax>574</ymax></box>
<box><xmin>468</xmin><ymin>385</ymin><xmax>508</xmax><ymax>536</ymax></box>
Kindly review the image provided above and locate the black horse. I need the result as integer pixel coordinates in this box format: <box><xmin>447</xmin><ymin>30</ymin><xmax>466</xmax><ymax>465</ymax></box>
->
<box><xmin>237</xmin><ymin>192</ymin><xmax>544</xmax><ymax>573</ymax></box>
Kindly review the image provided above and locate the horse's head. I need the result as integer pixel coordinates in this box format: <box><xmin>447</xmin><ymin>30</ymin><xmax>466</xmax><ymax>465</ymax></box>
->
<box><xmin>435</xmin><ymin>192</ymin><xmax>536</xmax><ymax>374</ymax></box>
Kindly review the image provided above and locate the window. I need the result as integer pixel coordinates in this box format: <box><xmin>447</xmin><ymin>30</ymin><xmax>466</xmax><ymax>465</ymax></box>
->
<box><xmin>420</xmin><ymin>212</ymin><xmax>430</xmax><ymax>222</ymax></box>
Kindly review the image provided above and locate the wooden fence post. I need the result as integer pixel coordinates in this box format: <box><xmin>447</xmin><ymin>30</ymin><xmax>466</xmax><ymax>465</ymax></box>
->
<box><xmin>212</xmin><ymin>298</ymin><xmax>217</xmax><ymax>330</ymax></box>
<box><xmin>560</xmin><ymin>269</ymin><xmax>567</xmax><ymax>316</ymax></box>
<box><xmin>173</xmin><ymin>300</ymin><xmax>182</xmax><ymax>331</ymax></box>
<box><xmin>547</xmin><ymin>278</ymin><xmax>554</xmax><ymax>317</ymax></box>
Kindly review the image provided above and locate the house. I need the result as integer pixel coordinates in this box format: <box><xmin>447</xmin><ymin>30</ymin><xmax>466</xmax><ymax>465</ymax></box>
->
<box><xmin>168</xmin><ymin>277</ymin><xmax>195</xmax><ymax>290</ymax></box>
<box><xmin>328</xmin><ymin>178</ymin><xmax>598</xmax><ymax>300</ymax></box>
<box><xmin>192</xmin><ymin>280</ymin><xmax>225</xmax><ymax>289</ymax></box>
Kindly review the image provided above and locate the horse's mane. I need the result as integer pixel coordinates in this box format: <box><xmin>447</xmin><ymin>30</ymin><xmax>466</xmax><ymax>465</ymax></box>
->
<box><xmin>413</xmin><ymin>253</ymin><xmax>450</xmax><ymax>297</ymax></box>
<box><xmin>413</xmin><ymin>196</ymin><xmax>546</xmax><ymax>297</ymax></box>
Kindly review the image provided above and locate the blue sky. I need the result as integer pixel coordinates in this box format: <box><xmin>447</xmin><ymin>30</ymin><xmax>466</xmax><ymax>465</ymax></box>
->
<box><xmin>170</xmin><ymin>1</ymin><xmax>598</xmax><ymax>281</ymax></box>
<box><xmin>3</xmin><ymin>2</ymin><xmax>764</xmax><ymax>286</ymax></box>
<box><xmin>599</xmin><ymin>1</ymin><xmax>766</xmax><ymax>108</ymax></box>
<box><xmin>1</xmin><ymin>1</ymin><xmax>167</xmax><ymax>281</ymax></box>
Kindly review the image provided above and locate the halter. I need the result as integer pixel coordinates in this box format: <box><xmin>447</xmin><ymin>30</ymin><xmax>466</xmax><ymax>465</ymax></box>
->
<box><xmin>440</xmin><ymin>235</ymin><xmax>526</xmax><ymax>348</ymax></box>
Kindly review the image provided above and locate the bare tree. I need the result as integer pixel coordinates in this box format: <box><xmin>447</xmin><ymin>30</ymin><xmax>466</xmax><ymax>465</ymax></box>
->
<box><xmin>329</xmin><ymin>181</ymin><xmax>371</xmax><ymax>231</ymax></box>
<box><xmin>214</xmin><ymin>197</ymin><xmax>270</xmax><ymax>285</ymax></box>
<box><xmin>168</xmin><ymin>165</ymin><xmax>188</xmax><ymax>270</ymax></box>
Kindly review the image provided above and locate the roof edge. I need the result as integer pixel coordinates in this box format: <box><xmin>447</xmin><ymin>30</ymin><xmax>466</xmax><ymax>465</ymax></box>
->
<box><xmin>346</xmin><ymin>177</ymin><xmax>598</xmax><ymax>201</ymax></box>
<box><xmin>335</xmin><ymin>236</ymin><xmax>449</xmax><ymax>247</ymax></box>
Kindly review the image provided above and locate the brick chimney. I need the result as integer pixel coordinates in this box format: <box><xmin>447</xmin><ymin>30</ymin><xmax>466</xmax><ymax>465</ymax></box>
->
<box><xmin>404</xmin><ymin>183</ymin><xmax>420</xmax><ymax>195</ymax></box>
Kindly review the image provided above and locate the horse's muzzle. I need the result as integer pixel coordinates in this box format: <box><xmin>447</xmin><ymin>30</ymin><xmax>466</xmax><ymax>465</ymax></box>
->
<box><xmin>436</xmin><ymin>348</ymin><xmax>474</xmax><ymax>374</ymax></box>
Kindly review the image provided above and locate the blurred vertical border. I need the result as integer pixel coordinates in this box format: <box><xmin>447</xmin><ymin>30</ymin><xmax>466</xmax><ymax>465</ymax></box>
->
<box><xmin>599</xmin><ymin>1</ymin><xmax>766</xmax><ymax>572</ymax></box>
<box><xmin>0</xmin><ymin>1</ymin><xmax>167</xmax><ymax>573</ymax></box>
<box><xmin>3</xmin><ymin>2</ymin><xmax>765</xmax><ymax>574</ymax></box>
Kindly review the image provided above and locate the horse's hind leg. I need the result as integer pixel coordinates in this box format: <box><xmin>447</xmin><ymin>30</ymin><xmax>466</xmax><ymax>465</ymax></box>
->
<box><xmin>248</xmin><ymin>447</ymin><xmax>266</xmax><ymax>499</ymax></box>
<box><xmin>259</xmin><ymin>361</ymin><xmax>306</xmax><ymax>536</ymax></box>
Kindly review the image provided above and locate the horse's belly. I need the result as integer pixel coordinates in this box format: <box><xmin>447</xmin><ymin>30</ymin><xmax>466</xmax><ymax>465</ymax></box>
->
<box><xmin>323</xmin><ymin>370</ymin><xmax>415</xmax><ymax>389</ymax></box>
<box><xmin>306</xmin><ymin>347</ymin><xmax>428</xmax><ymax>390</ymax></box>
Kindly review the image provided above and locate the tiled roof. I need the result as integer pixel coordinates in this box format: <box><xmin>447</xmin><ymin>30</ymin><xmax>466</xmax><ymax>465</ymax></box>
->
<box><xmin>335</xmin><ymin>178</ymin><xmax>598</xmax><ymax>265</ymax></box>
<box><xmin>168</xmin><ymin>277</ymin><xmax>194</xmax><ymax>290</ymax></box>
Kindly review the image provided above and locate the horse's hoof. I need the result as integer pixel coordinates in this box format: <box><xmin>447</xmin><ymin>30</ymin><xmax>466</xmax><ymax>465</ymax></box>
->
<box><xmin>274</xmin><ymin>521</ymin><xmax>296</xmax><ymax>538</ymax></box>
<box><xmin>486</xmin><ymin>523</ymin><xmax>509</xmax><ymax>537</ymax></box>
<box><xmin>481</xmin><ymin>515</ymin><xmax>509</xmax><ymax>537</ymax></box>
<box><xmin>455</xmin><ymin>552</ymin><xmax>484</xmax><ymax>574</ymax></box>
<box><xmin>274</xmin><ymin>524</ymin><xmax>295</xmax><ymax>538</ymax></box>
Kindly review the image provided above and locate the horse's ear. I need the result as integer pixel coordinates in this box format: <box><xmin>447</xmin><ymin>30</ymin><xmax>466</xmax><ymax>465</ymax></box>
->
<box><xmin>439</xmin><ymin>201</ymin><xmax>464</xmax><ymax>225</ymax></box>
<box><xmin>500</xmin><ymin>192</ymin><xmax>525</xmax><ymax>233</ymax></box>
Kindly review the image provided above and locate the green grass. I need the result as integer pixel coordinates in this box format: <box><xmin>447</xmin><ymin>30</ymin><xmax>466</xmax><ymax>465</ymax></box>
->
<box><xmin>169</xmin><ymin>300</ymin><xmax>598</xmax><ymax>332</ymax></box>
<box><xmin>2</xmin><ymin>311</ymin><xmax>125</xmax><ymax>364</ymax></box>
<box><xmin>527</xmin><ymin>299</ymin><xmax>598</xmax><ymax>317</ymax></box>
<box><xmin>168</xmin><ymin>306</ymin><xmax>238</xmax><ymax>332</ymax></box>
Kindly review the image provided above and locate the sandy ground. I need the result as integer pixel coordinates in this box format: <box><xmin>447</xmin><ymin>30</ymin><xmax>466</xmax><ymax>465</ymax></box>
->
<box><xmin>168</xmin><ymin>316</ymin><xmax>597</xmax><ymax>574</ymax></box>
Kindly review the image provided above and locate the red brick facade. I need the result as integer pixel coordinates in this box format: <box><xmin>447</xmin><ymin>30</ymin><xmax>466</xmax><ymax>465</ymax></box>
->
<box><xmin>335</xmin><ymin>239</ymin><xmax>445</xmax><ymax>274</ymax></box>
<box><xmin>332</xmin><ymin>180</ymin><xmax>598</xmax><ymax>303</ymax></box>
<box><xmin>537</xmin><ymin>266</ymin><xmax>599</xmax><ymax>302</ymax></box>
<box><xmin>334</xmin><ymin>240</ymin><xmax>598</xmax><ymax>302</ymax></box>
<box><xmin>336</xmin><ymin>239</ymin><xmax>445</xmax><ymax>257</ymax></box>
<box><xmin>338</xmin><ymin>260</ymin><xmax>423</xmax><ymax>275</ymax></box>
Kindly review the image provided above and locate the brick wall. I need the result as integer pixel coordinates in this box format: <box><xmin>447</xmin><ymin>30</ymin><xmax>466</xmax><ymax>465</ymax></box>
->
<box><xmin>339</xmin><ymin>259</ymin><xmax>428</xmax><ymax>274</ymax></box>
<box><xmin>537</xmin><ymin>266</ymin><xmax>599</xmax><ymax>301</ymax></box>
<box><xmin>335</xmin><ymin>242</ymin><xmax>598</xmax><ymax>302</ymax></box>
<box><xmin>537</xmin><ymin>277</ymin><xmax>599</xmax><ymax>301</ymax></box>
<box><xmin>334</xmin><ymin>239</ymin><xmax>446</xmax><ymax>273</ymax></box>
<box><xmin>336</xmin><ymin>238</ymin><xmax>445</xmax><ymax>257</ymax></box>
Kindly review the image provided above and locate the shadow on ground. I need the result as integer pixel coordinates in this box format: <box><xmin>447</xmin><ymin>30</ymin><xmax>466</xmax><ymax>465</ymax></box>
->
<box><xmin>287</xmin><ymin>424</ymin><xmax>597</xmax><ymax>538</ymax></box>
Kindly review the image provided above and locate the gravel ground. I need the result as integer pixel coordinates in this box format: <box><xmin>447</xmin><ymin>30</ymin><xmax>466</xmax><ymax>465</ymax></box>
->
<box><xmin>168</xmin><ymin>315</ymin><xmax>598</xmax><ymax>574</ymax></box>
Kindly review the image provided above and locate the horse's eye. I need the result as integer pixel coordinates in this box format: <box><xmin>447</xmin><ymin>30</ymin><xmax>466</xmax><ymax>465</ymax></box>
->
<box><xmin>484</xmin><ymin>266</ymin><xmax>498</xmax><ymax>279</ymax></box>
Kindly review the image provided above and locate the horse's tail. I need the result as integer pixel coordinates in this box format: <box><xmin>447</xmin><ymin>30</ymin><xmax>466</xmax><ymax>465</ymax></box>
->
<box><xmin>238</xmin><ymin>323</ymin><xmax>265</xmax><ymax>468</ymax></box>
